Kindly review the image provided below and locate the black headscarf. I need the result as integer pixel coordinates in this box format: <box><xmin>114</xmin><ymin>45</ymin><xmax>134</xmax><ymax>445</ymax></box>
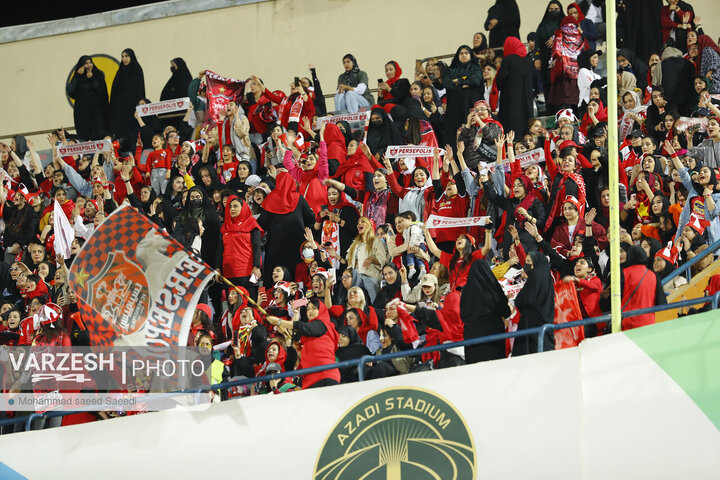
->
<box><xmin>192</xmin><ymin>164</ymin><xmax>223</xmax><ymax>198</ymax></box>
<box><xmin>373</xmin><ymin>263</ymin><xmax>403</xmax><ymax>311</ymax></box>
<box><xmin>461</xmin><ymin>259</ymin><xmax>510</xmax><ymax>323</ymax></box>
<box><xmin>366</xmin><ymin>107</ymin><xmax>403</xmax><ymax>157</ymax></box>
<box><xmin>623</xmin><ymin>244</ymin><xmax>648</xmax><ymax>268</ymax></box>
<box><xmin>160</xmin><ymin>57</ymin><xmax>192</xmax><ymax>101</ymax></box>
<box><xmin>536</xmin><ymin>0</ymin><xmax>565</xmax><ymax>45</ymax></box>
<box><xmin>336</xmin><ymin>121</ymin><xmax>353</xmax><ymax>146</ymax></box>
<box><xmin>448</xmin><ymin>45</ymin><xmax>477</xmax><ymax>76</ymax></box>
<box><xmin>472</xmin><ymin>33</ymin><xmax>488</xmax><ymax>56</ymax></box>
<box><xmin>577</xmin><ymin>49</ymin><xmax>598</xmax><ymax>71</ymax></box>
<box><xmin>13</xmin><ymin>136</ymin><xmax>28</xmax><ymax>159</ymax></box>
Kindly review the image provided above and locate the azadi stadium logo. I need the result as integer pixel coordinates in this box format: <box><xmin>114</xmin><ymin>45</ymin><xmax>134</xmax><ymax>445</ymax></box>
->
<box><xmin>314</xmin><ymin>387</ymin><xmax>476</xmax><ymax>479</ymax></box>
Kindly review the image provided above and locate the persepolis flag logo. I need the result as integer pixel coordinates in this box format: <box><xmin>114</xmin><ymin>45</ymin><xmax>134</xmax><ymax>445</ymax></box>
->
<box><xmin>314</xmin><ymin>387</ymin><xmax>476</xmax><ymax>479</ymax></box>
<box><xmin>86</xmin><ymin>251</ymin><xmax>150</xmax><ymax>337</ymax></box>
<box><xmin>388</xmin><ymin>147</ymin><xmax>398</xmax><ymax>157</ymax></box>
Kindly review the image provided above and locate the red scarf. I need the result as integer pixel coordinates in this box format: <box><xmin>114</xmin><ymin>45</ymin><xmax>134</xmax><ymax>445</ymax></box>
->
<box><xmin>220</xmin><ymin>195</ymin><xmax>263</xmax><ymax>236</ymax></box>
<box><xmin>514</xmin><ymin>175</ymin><xmax>536</xmax><ymax>223</ymax></box>
<box><xmin>551</xmin><ymin>17</ymin><xmax>588</xmax><ymax>81</ymax></box>
<box><xmin>324</xmin><ymin>123</ymin><xmax>347</xmax><ymax>162</ymax></box>
<box><xmin>262</xmin><ymin>172</ymin><xmax>300</xmax><ymax>214</ymax></box>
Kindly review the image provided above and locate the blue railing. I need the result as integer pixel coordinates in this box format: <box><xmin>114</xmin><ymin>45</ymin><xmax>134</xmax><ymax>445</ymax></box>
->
<box><xmin>2</xmin><ymin>293</ymin><xmax>718</xmax><ymax>433</ymax></box>
<box><xmin>662</xmin><ymin>238</ymin><xmax>720</xmax><ymax>286</ymax></box>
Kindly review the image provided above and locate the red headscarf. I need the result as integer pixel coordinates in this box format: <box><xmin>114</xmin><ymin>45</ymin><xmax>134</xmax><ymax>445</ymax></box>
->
<box><xmin>324</xmin><ymin>123</ymin><xmax>347</xmax><ymax>162</ymax></box>
<box><xmin>503</xmin><ymin>37</ymin><xmax>527</xmax><ymax>58</ymax></box>
<box><xmin>262</xmin><ymin>172</ymin><xmax>300</xmax><ymax>214</ymax></box>
<box><xmin>567</xmin><ymin>2</ymin><xmax>585</xmax><ymax>21</ymax></box>
<box><xmin>333</xmin><ymin>141</ymin><xmax>379</xmax><ymax>189</ymax></box>
<box><xmin>352</xmin><ymin>307</ymin><xmax>379</xmax><ymax>345</ymax></box>
<box><xmin>385</xmin><ymin>61</ymin><xmax>403</xmax><ymax>85</ymax></box>
<box><xmin>221</xmin><ymin>195</ymin><xmax>263</xmax><ymax>235</ymax></box>
<box><xmin>514</xmin><ymin>175</ymin><xmax>536</xmax><ymax>223</ymax></box>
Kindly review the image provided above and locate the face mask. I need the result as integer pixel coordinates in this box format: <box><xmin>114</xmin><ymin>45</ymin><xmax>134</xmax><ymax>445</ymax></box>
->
<box><xmin>189</xmin><ymin>199</ymin><xmax>202</xmax><ymax>209</ymax></box>
<box><xmin>549</xmin><ymin>10</ymin><xmax>563</xmax><ymax>18</ymax></box>
<box><xmin>302</xmin><ymin>248</ymin><xmax>314</xmax><ymax>263</ymax></box>
<box><xmin>371</xmin><ymin>120</ymin><xmax>382</xmax><ymax>127</ymax></box>
<box><xmin>522</xmin><ymin>263</ymin><xmax>534</xmax><ymax>275</ymax></box>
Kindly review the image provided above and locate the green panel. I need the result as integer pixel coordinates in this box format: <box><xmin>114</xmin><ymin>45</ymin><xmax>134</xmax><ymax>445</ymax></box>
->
<box><xmin>625</xmin><ymin>310</ymin><xmax>720</xmax><ymax>430</ymax></box>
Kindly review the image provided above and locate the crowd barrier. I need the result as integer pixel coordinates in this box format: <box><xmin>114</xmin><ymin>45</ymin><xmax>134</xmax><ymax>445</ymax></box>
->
<box><xmin>2</xmin><ymin>292</ymin><xmax>717</xmax><ymax>433</ymax></box>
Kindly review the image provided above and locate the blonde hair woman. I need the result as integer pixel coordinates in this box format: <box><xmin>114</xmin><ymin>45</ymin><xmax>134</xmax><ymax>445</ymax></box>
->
<box><xmin>345</xmin><ymin>216</ymin><xmax>387</xmax><ymax>303</ymax></box>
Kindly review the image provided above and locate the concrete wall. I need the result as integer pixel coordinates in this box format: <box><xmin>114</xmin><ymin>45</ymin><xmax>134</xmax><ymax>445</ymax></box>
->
<box><xmin>1</xmin><ymin>0</ymin><xmax>719</xmax><ymax>144</ymax></box>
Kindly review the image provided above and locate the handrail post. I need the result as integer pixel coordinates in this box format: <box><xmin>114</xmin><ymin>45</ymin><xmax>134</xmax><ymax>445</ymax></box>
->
<box><xmin>714</xmin><ymin>292</ymin><xmax>720</xmax><ymax>310</ymax></box>
<box><xmin>538</xmin><ymin>324</ymin><xmax>553</xmax><ymax>353</ymax></box>
<box><xmin>25</xmin><ymin>413</ymin><xmax>44</xmax><ymax>431</ymax></box>
<box><xmin>357</xmin><ymin>355</ymin><xmax>374</xmax><ymax>382</ymax></box>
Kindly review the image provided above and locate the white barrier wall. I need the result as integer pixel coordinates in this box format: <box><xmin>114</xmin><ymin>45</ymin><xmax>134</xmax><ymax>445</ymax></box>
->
<box><xmin>1</xmin><ymin>310</ymin><xmax>718</xmax><ymax>479</ymax></box>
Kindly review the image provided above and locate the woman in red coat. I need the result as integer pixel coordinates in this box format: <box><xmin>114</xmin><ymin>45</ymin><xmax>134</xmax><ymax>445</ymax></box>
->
<box><xmin>267</xmin><ymin>299</ymin><xmax>340</xmax><ymax>389</ymax></box>
<box><xmin>621</xmin><ymin>245</ymin><xmax>667</xmax><ymax>330</ymax></box>
<box><xmin>218</xmin><ymin>195</ymin><xmax>263</xmax><ymax>297</ymax></box>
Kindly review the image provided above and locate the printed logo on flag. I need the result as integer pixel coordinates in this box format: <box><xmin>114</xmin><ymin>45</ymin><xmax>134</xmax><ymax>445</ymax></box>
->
<box><xmin>314</xmin><ymin>387</ymin><xmax>476</xmax><ymax>479</ymax></box>
<box><xmin>86</xmin><ymin>251</ymin><xmax>150</xmax><ymax>336</ymax></box>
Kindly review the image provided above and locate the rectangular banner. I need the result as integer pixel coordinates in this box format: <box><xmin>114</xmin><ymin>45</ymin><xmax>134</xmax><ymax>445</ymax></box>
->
<box><xmin>553</xmin><ymin>281</ymin><xmax>585</xmax><ymax>349</ymax></box>
<box><xmin>385</xmin><ymin>145</ymin><xmax>445</xmax><ymax>159</ymax></box>
<box><xmin>57</xmin><ymin>139</ymin><xmax>112</xmax><ymax>157</ymax></box>
<box><xmin>674</xmin><ymin>117</ymin><xmax>708</xmax><ymax>133</ymax></box>
<box><xmin>135</xmin><ymin>97</ymin><xmax>191</xmax><ymax>117</ymax></box>
<box><xmin>68</xmin><ymin>205</ymin><xmax>216</xmax><ymax>346</ymax></box>
<box><xmin>426</xmin><ymin>214</ymin><xmax>490</xmax><ymax>229</ymax></box>
<box><xmin>494</xmin><ymin>148</ymin><xmax>545</xmax><ymax>172</ymax></box>
<box><xmin>204</xmin><ymin>70</ymin><xmax>246</xmax><ymax>128</ymax></box>
<box><xmin>314</xmin><ymin>111</ymin><xmax>371</xmax><ymax>129</ymax></box>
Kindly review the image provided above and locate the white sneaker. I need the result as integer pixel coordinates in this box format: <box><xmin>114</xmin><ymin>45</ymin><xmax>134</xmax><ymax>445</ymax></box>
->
<box><xmin>408</xmin><ymin>267</ymin><xmax>417</xmax><ymax>279</ymax></box>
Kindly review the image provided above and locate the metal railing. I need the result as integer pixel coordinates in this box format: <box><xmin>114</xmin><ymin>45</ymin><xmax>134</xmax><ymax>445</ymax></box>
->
<box><xmin>662</xmin><ymin>238</ymin><xmax>720</xmax><ymax>286</ymax></box>
<box><xmin>2</xmin><ymin>293</ymin><xmax>718</xmax><ymax>433</ymax></box>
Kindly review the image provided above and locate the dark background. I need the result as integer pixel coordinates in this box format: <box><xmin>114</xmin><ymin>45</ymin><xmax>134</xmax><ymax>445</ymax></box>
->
<box><xmin>1</xmin><ymin>1</ymin><xmax>169</xmax><ymax>28</ymax></box>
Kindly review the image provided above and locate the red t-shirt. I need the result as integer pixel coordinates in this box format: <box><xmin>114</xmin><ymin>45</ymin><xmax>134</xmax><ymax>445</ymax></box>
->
<box><xmin>440</xmin><ymin>249</ymin><xmax>484</xmax><ymax>291</ymax></box>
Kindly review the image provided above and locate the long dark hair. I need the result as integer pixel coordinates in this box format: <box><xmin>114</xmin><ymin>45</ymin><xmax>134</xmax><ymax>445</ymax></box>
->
<box><xmin>450</xmin><ymin>234</ymin><xmax>475</xmax><ymax>278</ymax></box>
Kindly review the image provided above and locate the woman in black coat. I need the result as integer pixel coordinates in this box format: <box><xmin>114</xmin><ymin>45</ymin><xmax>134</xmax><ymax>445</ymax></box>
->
<box><xmin>443</xmin><ymin>46</ymin><xmax>484</xmax><ymax>146</ymax></box>
<box><xmin>496</xmin><ymin>36</ymin><xmax>535</xmax><ymax>137</ymax></box>
<box><xmin>484</xmin><ymin>0</ymin><xmax>521</xmax><ymax>49</ymax></box>
<box><xmin>460</xmin><ymin>259</ymin><xmax>511</xmax><ymax>363</ymax></box>
<box><xmin>257</xmin><ymin>172</ymin><xmax>316</xmax><ymax>280</ymax></box>
<box><xmin>513</xmin><ymin>252</ymin><xmax>555</xmax><ymax>355</ymax></box>
<box><xmin>67</xmin><ymin>56</ymin><xmax>108</xmax><ymax>140</ymax></box>
<box><xmin>160</xmin><ymin>57</ymin><xmax>192</xmax><ymax>101</ymax></box>
<box><xmin>109</xmin><ymin>48</ymin><xmax>146</xmax><ymax>149</ymax></box>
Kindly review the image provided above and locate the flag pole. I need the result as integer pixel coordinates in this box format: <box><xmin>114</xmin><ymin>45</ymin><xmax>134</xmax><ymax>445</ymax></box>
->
<box><xmin>214</xmin><ymin>272</ymin><xmax>268</xmax><ymax>317</ymax></box>
<box><xmin>605</xmin><ymin>1</ymin><xmax>622</xmax><ymax>332</ymax></box>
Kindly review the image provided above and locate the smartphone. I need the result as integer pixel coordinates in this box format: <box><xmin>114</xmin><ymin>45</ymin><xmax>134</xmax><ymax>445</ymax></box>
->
<box><xmin>321</xmin><ymin>205</ymin><xmax>329</xmax><ymax>212</ymax></box>
<box><xmin>377</xmin><ymin>78</ymin><xmax>383</xmax><ymax>84</ymax></box>
<box><xmin>294</xmin><ymin>77</ymin><xmax>300</xmax><ymax>87</ymax></box>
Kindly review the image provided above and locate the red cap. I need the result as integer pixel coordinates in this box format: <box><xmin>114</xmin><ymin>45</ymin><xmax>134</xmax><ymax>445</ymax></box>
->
<box><xmin>655</xmin><ymin>242</ymin><xmax>679</xmax><ymax>265</ymax></box>
<box><xmin>557</xmin><ymin>140</ymin><xmax>583</xmax><ymax>152</ymax></box>
<box><xmin>196</xmin><ymin>303</ymin><xmax>212</xmax><ymax>319</ymax></box>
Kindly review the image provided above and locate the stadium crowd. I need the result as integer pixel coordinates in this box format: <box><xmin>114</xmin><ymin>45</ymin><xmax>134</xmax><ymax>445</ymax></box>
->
<box><xmin>2</xmin><ymin>0</ymin><xmax>720</xmax><ymax>427</ymax></box>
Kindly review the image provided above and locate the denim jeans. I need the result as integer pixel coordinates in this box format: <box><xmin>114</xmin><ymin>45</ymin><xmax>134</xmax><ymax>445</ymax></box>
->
<box><xmin>334</xmin><ymin>90</ymin><xmax>370</xmax><ymax>114</ymax></box>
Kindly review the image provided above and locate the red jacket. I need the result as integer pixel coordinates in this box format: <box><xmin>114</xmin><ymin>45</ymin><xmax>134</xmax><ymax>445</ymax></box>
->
<box><xmin>433</xmin><ymin>193</ymin><xmax>470</xmax><ymax>244</ymax></box>
<box><xmin>577</xmin><ymin>276</ymin><xmax>603</xmax><ymax>319</ymax></box>
<box><xmin>551</xmin><ymin>220</ymin><xmax>607</xmax><ymax>257</ymax></box>
<box><xmin>622</xmin><ymin>265</ymin><xmax>657</xmax><ymax>330</ymax></box>
<box><xmin>299</xmin><ymin>303</ymin><xmax>340</xmax><ymax>388</ymax></box>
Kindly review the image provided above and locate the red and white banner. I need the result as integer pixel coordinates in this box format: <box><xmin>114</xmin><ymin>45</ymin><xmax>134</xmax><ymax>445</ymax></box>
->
<box><xmin>495</xmin><ymin>148</ymin><xmax>545</xmax><ymax>172</ymax></box>
<box><xmin>553</xmin><ymin>281</ymin><xmax>585</xmax><ymax>349</ymax></box>
<box><xmin>69</xmin><ymin>205</ymin><xmax>216</xmax><ymax>346</ymax></box>
<box><xmin>385</xmin><ymin>145</ymin><xmax>445</xmax><ymax>159</ymax></box>
<box><xmin>426</xmin><ymin>214</ymin><xmax>489</xmax><ymax>229</ymax></box>
<box><xmin>53</xmin><ymin>200</ymin><xmax>75</xmax><ymax>259</ymax></box>
<box><xmin>674</xmin><ymin>117</ymin><xmax>708</xmax><ymax>133</ymax></box>
<box><xmin>57</xmin><ymin>139</ymin><xmax>112</xmax><ymax>157</ymax></box>
<box><xmin>136</xmin><ymin>97</ymin><xmax>191</xmax><ymax>117</ymax></box>
<box><xmin>315</xmin><ymin>111</ymin><xmax>371</xmax><ymax>129</ymax></box>
<box><xmin>204</xmin><ymin>70</ymin><xmax>246</xmax><ymax>128</ymax></box>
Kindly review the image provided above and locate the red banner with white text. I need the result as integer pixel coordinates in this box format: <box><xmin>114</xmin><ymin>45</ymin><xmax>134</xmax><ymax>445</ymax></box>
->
<box><xmin>203</xmin><ymin>70</ymin><xmax>246</xmax><ymax>129</ymax></box>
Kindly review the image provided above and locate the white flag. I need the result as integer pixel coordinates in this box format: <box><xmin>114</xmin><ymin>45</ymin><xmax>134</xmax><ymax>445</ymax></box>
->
<box><xmin>53</xmin><ymin>200</ymin><xmax>75</xmax><ymax>259</ymax></box>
